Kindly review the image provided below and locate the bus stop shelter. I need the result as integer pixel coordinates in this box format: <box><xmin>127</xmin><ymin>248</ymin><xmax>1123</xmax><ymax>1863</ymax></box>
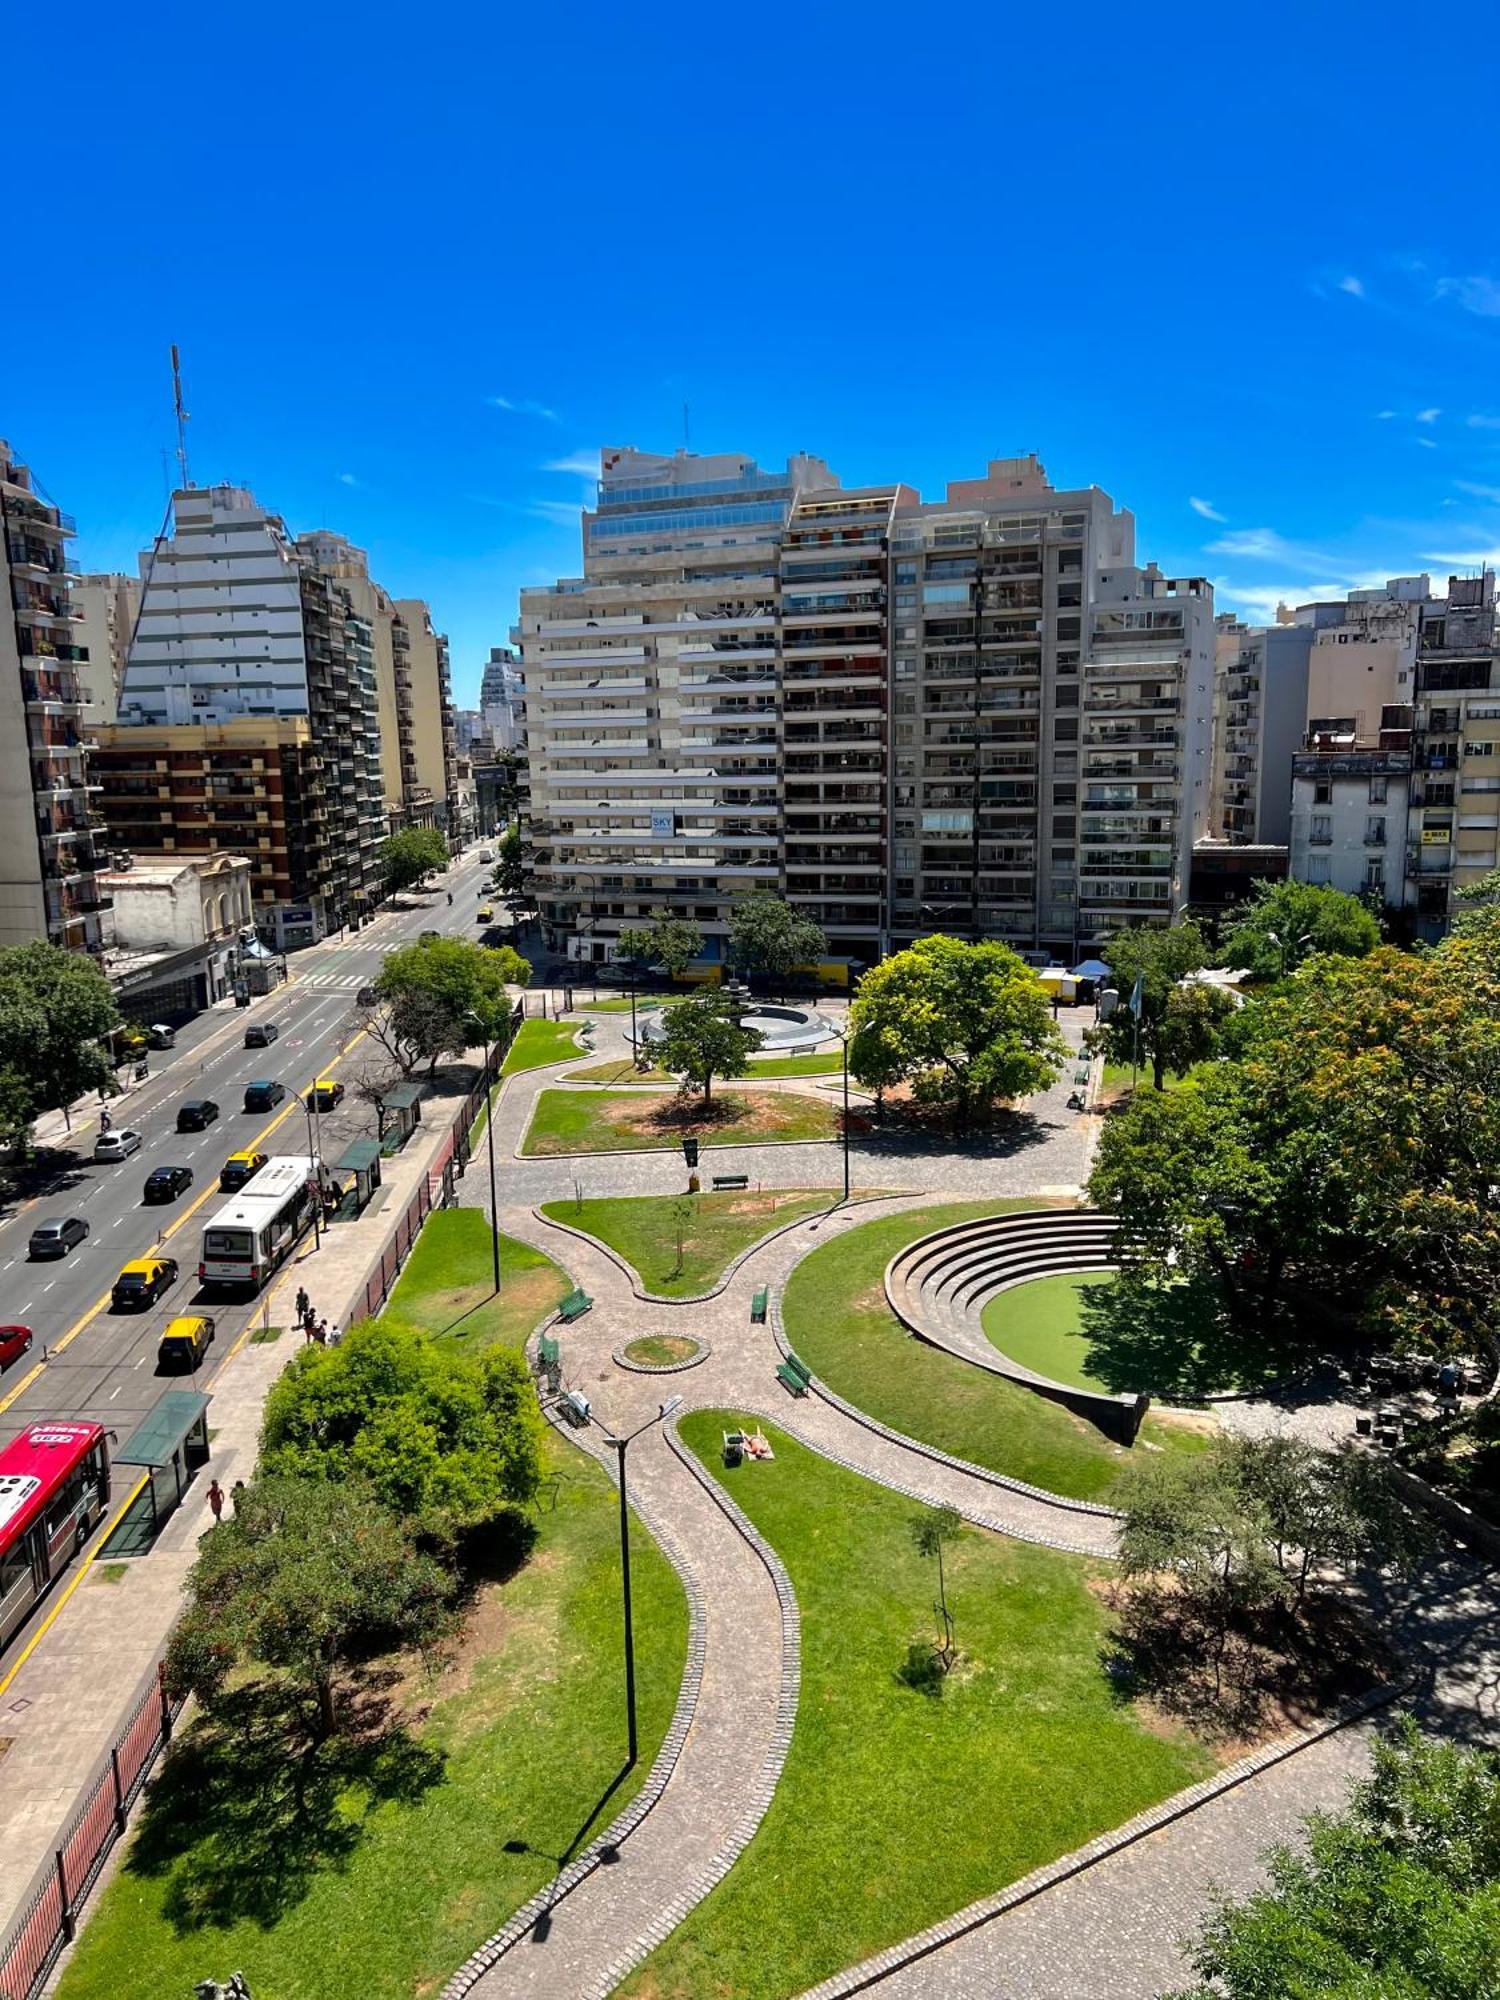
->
<box><xmin>379</xmin><ymin>1082</ymin><xmax>423</xmax><ymax>1153</ymax></box>
<box><xmin>333</xmin><ymin>1136</ymin><xmax>382</xmax><ymax>1218</ymax></box>
<box><xmin>104</xmin><ymin>1391</ymin><xmax>212</xmax><ymax>1555</ymax></box>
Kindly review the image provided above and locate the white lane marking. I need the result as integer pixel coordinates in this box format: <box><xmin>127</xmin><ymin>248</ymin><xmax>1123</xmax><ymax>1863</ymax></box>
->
<box><xmin>0</xmin><ymin>1260</ymin><xmax>11</xmax><ymax>1272</ymax></box>
<box><xmin>41</xmin><ymin>1283</ymin><xmax>53</xmax><ymax>1294</ymax></box>
<box><xmin>111</xmin><ymin>1216</ymin><xmax>126</xmax><ymax>1227</ymax></box>
<box><xmin>133</xmin><ymin>1355</ymin><xmax>145</xmax><ymax>1368</ymax></box>
<box><xmin>15</xmin><ymin>1300</ymin><xmax>30</xmax><ymax>1314</ymax></box>
<box><xmin>108</xmin><ymin>1385</ymin><xmax>121</xmax><ymax>1400</ymax></box>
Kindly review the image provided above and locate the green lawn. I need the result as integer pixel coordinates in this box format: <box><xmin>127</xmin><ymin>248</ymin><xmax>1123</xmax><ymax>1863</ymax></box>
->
<box><xmin>782</xmin><ymin>1202</ymin><xmax>1212</xmax><ymax>1504</ymax></box>
<box><xmin>501</xmin><ymin>1017</ymin><xmax>584</xmax><ymax>1075</ymax></box>
<box><xmin>562</xmin><ymin>1057</ymin><xmax>677</xmax><ymax>1085</ymax></box>
<box><xmin>981</xmin><ymin>1271</ymin><xmax>1116</xmax><ymax>1390</ymax></box>
<box><xmin>59</xmin><ymin>1213</ymin><xmax>688</xmax><ymax>2000</ymax></box>
<box><xmin>623</xmin><ymin>1334</ymin><xmax>701</xmax><ymax>1367</ymax></box>
<box><xmin>540</xmin><ymin>1189</ymin><xmax>834</xmax><ymax>1296</ymax></box>
<box><xmin>745</xmin><ymin>1050</ymin><xmax>844</xmax><ymax>1078</ymax></box>
<box><xmin>571</xmin><ymin>996</ymin><xmax>638</xmax><ymax>1014</ymax></box>
<box><xmin>521</xmin><ymin>1087</ymin><xmax>837</xmax><ymax>1156</ymax></box>
<box><xmin>622</xmin><ymin>1416</ymin><xmax>1213</xmax><ymax>2000</ymax></box>
<box><xmin>378</xmin><ymin>1207</ymin><xmax>572</xmax><ymax>1354</ymax></box>
<box><xmin>1101</xmin><ymin>1059</ymin><xmax>1215</xmax><ymax>1097</ymax></box>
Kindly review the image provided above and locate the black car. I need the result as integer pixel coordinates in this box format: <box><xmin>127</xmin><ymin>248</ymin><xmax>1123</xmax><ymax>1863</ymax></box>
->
<box><xmin>242</xmin><ymin>1079</ymin><xmax>286</xmax><ymax>1112</ymax></box>
<box><xmin>143</xmin><ymin>1164</ymin><xmax>193</xmax><ymax>1204</ymax></box>
<box><xmin>176</xmin><ymin>1099</ymin><xmax>220</xmax><ymax>1132</ymax></box>
<box><xmin>28</xmin><ymin>1216</ymin><xmax>89</xmax><ymax>1259</ymax></box>
<box><xmin>244</xmin><ymin>1022</ymin><xmax>280</xmax><ymax>1049</ymax></box>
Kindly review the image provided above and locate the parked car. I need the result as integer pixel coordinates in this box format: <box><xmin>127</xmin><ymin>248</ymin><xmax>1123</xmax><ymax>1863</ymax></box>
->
<box><xmin>304</xmin><ymin>1078</ymin><xmax>345</xmax><ymax>1112</ymax></box>
<box><xmin>219</xmin><ymin>1149</ymin><xmax>268</xmax><ymax>1192</ymax></box>
<box><xmin>244</xmin><ymin>1022</ymin><xmax>279</xmax><ymax>1049</ymax></box>
<box><xmin>111</xmin><ymin>1255</ymin><xmax>179</xmax><ymax>1311</ymax></box>
<box><xmin>356</xmin><ymin>985</ymin><xmax>379</xmax><ymax>1008</ymax></box>
<box><xmin>420</xmin><ymin>929</ymin><xmax>440</xmax><ymax>941</ymax></box>
<box><xmin>176</xmin><ymin>1099</ymin><xmax>220</xmax><ymax>1132</ymax></box>
<box><xmin>157</xmin><ymin>1314</ymin><xmax>215</xmax><ymax>1371</ymax></box>
<box><xmin>478</xmin><ymin>849</ymin><xmax>495</xmax><ymax>862</ymax></box>
<box><xmin>143</xmin><ymin>1164</ymin><xmax>193</xmax><ymax>1204</ymax></box>
<box><xmin>146</xmin><ymin>1023</ymin><xmax>177</xmax><ymax>1050</ymax></box>
<box><xmin>0</xmin><ymin>1325</ymin><xmax>34</xmax><ymax>1370</ymax></box>
<box><xmin>94</xmin><ymin>1128</ymin><xmax>143</xmax><ymax>1162</ymax></box>
<box><xmin>242</xmin><ymin>1079</ymin><xmax>286</xmax><ymax>1112</ymax></box>
<box><xmin>28</xmin><ymin>1216</ymin><xmax>88</xmax><ymax>1259</ymax></box>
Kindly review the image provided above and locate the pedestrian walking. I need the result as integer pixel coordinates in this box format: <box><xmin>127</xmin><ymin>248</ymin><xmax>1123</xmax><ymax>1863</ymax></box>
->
<box><xmin>207</xmin><ymin>1478</ymin><xmax>225</xmax><ymax>1522</ymax></box>
<box><xmin>99</xmin><ymin>1107</ymin><xmax>112</xmax><ymax>1133</ymax></box>
<box><xmin>231</xmin><ymin>1479</ymin><xmax>246</xmax><ymax>1513</ymax></box>
<box><xmin>315</xmin><ymin>1317</ymin><xmax>329</xmax><ymax>1346</ymax></box>
<box><xmin>295</xmin><ymin>1286</ymin><xmax>310</xmax><ymax>1325</ymax></box>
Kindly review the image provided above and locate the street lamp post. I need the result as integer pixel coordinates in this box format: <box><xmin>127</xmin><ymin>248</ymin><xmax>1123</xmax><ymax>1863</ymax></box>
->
<box><xmin>270</xmin><ymin>1078</ymin><xmax>323</xmax><ymax>1247</ymax></box>
<box><xmin>838</xmin><ymin>1026</ymin><xmax>851</xmax><ymax>1204</ymax></box>
<box><xmin>465</xmin><ymin>1012</ymin><xmax>502</xmax><ymax>1294</ymax></box>
<box><xmin>605</xmin><ymin>1396</ymin><xmax>683</xmax><ymax>1764</ymax></box>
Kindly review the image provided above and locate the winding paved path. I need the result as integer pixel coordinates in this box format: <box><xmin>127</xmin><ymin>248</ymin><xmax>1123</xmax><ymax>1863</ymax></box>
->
<box><xmin>450</xmin><ymin>1011</ymin><xmax>1500</xmax><ymax>2000</ymax></box>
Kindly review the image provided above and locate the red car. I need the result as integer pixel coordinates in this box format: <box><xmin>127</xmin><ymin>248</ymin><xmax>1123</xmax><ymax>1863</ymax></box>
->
<box><xmin>0</xmin><ymin>1326</ymin><xmax>35</xmax><ymax>1370</ymax></box>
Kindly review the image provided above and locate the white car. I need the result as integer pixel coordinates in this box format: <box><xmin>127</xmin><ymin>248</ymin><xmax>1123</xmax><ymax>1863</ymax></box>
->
<box><xmin>94</xmin><ymin>1128</ymin><xmax>144</xmax><ymax>1162</ymax></box>
<box><xmin>478</xmin><ymin>849</ymin><xmax>495</xmax><ymax>862</ymax></box>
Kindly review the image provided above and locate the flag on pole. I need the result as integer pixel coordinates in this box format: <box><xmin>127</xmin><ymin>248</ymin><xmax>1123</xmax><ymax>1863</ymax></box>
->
<box><xmin>1128</xmin><ymin>972</ymin><xmax>1145</xmax><ymax>1019</ymax></box>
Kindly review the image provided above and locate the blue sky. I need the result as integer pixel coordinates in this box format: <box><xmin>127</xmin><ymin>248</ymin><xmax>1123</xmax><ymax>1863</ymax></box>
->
<box><xmin>7</xmin><ymin>1</ymin><xmax>1500</xmax><ymax>705</ymax></box>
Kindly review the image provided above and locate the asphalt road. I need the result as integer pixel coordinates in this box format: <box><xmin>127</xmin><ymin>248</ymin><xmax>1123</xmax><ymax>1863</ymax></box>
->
<box><xmin>0</xmin><ymin>845</ymin><xmax>502</xmax><ymax>1452</ymax></box>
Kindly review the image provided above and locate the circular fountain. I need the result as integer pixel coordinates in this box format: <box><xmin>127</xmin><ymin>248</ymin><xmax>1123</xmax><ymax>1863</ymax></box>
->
<box><xmin>628</xmin><ymin>972</ymin><xmax>841</xmax><ymax>1051</ymax></box>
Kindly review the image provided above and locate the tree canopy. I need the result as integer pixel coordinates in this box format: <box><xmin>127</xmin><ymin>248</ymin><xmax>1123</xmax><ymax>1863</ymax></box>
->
<box><xmin>378</xmin><ymin>826</ymin><xmax>450</xmax><ymax>896</ymax></box>
<box><xmin>366</xmin><ymin>936</ymin><xmax>516</xmax><ymax>1076</ymax></box>
<box><xmin>1222</xmin><ymin>878</ymin><xmax>1380</xmax><ymax>981</ymax></box>
<box><xmin>727</xmin><ymin>893</ymin><xmax>825</xmax><ymax>990</ymax></box>
<box><xmin>0</xmin><ymin>941</ymin><xmax>119</xmax><ymax>1132</ymax></box>
<box><xmin>616</xmin><ymin>909</ymin><xmax>703</xmax><ymax>981</ymax></box>
<box><xmin>168</xmin><ymin>1475</ymin><xmax>455</xmax><ymax>1737</ymax></box>
<box><xmin>260</xmin><ymin>1319</ymin><xmax>545</xmax><ymax>1529</ymax></box>
<box><xmin>1088</xmin><ymin>922</ymin><xmax>1233</xmax><ymax>1091</ymax></box>
<box><xmin>650</xmin><ymin>989</ymin><xmax>763</xmax><ymax>1104</ymax></box>
<box><xmin>848</xmin><ymin>935</ymin><xmax>1065</xmax><ymax>1125</ymax></box>
<box><xmin>493</xmin><ymin>822</ymin><xmax>526</xmax><ymax>896</ymax></box>
<box><xmin>1169</xmin><ymin>1720</ymin><xmax>1500</xmax><ymax>1999</ymax></box>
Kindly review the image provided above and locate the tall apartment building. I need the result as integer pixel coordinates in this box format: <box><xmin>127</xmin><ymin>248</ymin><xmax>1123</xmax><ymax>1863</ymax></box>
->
<box><xmin>393</xmin><ymin>602</ymin><xmax>459</xmax><ymax>834</ymax></box>
<box><xmin>107</xmin><ymin>485</ymin><xmax>385</xmax><ymax>945</ymax></box>
<box><xmin>72</xmin><ymin>573</ymin><xmax>140</xmax><ymax>729</ymax></box>
<box><xmin>480</xmin><ymin>645</ymin><xmax>524</xmax><ymax>752</ymax></box>
<box><xmin>522</xmin><ymin>446</ymin><xmax>1214</xmax><ymax>966</ymax></box>
<box><xmin>0</xmin><ymin>443</ymin><xmax>107</xmax><ymax>952</ymax></box>
<box><xmin>1208</xmin><ymin>616</ymin><xmax>1313</xmax><ymax>844</ymax></box>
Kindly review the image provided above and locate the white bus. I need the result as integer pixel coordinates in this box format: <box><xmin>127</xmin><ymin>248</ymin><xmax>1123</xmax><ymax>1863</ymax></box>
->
<box><xmin>198</xmin><ymin>1154</ymin><xmax>320</xmax><ymax>1291</ymax></box>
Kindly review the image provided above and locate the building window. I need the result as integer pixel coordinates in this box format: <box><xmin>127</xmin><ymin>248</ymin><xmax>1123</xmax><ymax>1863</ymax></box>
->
<box><xmin>1368</xmin><ymin>775</ymin><xmax>1388</xmax><ymax>804</ymax></box>
<box><xmin>1365</xmin><ymin>857</ymin><xmax>1385</xmax><ymax>893</ymax></box>
<box><xmin>1314</xmin><ymin>779</ymin><xmax>1332</xmax><ymax>804</ymax></box>
<box><xmin>1365</xmin><ymin>818</ymin><xmax>1385</xmax><ymax>847</ymax></box>
<box><xmin>1305</xmin><ymin>855</ymin><xmax>1332</xmax><ymax>884</ymax></box>
<box><xmin>1310</xmin><ymin>814</ymin><xmax>1332</xmax><ymax>845</ymax></box>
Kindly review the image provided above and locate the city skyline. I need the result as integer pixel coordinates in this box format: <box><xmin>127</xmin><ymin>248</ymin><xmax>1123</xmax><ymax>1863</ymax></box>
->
<box><xmin>6</xmin><ymin>0</ymin><xmax>1500</xmax><ymax>703</ymax></box>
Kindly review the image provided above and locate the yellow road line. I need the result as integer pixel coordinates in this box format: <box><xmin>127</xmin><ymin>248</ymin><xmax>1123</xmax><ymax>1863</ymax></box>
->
<box><xmin>0</xmin><ymin>1361</ymin><xmax>44</xmax><ymax>1419</ymax></box>
<box><xmin>0</xmin><ymin>1469</ymin><xmax>152</xmax><ymax>1701</ymax></box>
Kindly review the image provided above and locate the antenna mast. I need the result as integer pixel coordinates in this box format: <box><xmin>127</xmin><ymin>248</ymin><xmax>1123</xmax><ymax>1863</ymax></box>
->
<box><xmin>170</xmin><ymin>343</ymin><xmax>192</xmax><ymax>489</ymax></box>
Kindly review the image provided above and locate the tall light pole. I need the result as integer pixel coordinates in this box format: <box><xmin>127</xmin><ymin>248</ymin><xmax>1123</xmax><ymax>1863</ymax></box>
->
<box><xmin>271</xmin><ymin>1078</ymin><xmax>324</xmax><ymax>1247</ymax></box>
<box><xmin>837</xmin><ymin>1024</ymin><xmax>851</xmax><ymax>1204</ymax></box>
<box><xmin>465</xmin><ymin>1011</ymin><xmax>502</xmax><ymax>1293</ymax></box>
<box><xmin>605</xmin><ymin>1396</ymin><xmax>682</xmax><ymax>1765</ymax></box>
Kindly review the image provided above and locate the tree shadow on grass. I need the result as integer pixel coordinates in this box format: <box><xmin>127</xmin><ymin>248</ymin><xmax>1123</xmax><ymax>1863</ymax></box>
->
<box><xmin>126</xmin><ymin>1672</ymin><xmax>446</xmax><ymax>1933</ymax></box>
<box><xmin>1077</xmin><ymin>1275</ymin><xmax>1296</xmax><ymax>1402</ymax></box>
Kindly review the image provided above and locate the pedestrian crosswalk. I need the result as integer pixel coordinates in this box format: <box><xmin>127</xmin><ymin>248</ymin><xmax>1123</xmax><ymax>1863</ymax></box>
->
<box><xmin>296</xmin><ymin>971</ymin><xmax>371</xmax><ymax>992</ymax></box>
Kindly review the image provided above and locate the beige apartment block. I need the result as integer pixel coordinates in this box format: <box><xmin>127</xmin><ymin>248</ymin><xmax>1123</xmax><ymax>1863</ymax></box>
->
<box><xmin>72</xmin><ymin>572</ymin><xmax>140</xmax><ymax>729</ymax></box>
<box><xmin>392</xmin><ymin>600</ymin><xmax>458</xmax><ymax>832</ymax></box>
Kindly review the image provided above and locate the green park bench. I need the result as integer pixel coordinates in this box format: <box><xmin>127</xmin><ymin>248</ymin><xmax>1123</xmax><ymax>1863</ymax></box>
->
<box><xmin>750</xmin><ymin>1286</ymin><xmax>769</xmax><ymax>1324</ymax></box>
<box><xmin>557</xmin><ymin>1287</ymin><xmax>593</xmax><ymax>1324</ymax></box>
<box><xmin>712</xmin><ymin>1173</ymin><xmax>750</xmax><ymax>1191</ymax></box>
<box><xmin>776</xmin><ymin>1351</ymin><xmax>812</xmax><ymax>1398</ymax></box>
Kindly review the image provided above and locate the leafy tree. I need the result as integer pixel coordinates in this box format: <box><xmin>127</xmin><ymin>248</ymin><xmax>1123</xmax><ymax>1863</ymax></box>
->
<box><xmin>168</xmin><ymin>1476</ymin><xmax>455</xmax><ymax>1738</ymax></box>
<box><xmin>378</xmin><ymin>826</ymin><xmax>450</xmax><ymax>897</ymax></box>
<box><xmin>493</xmin><ymin>822</ymin><xmax>527</xmax><ymax>897</ymax></box>
<box><xmin>1168</xmin><ymin>1720</ymin><xmax>1500</xmax><ymax>1999</ymax></box>
<box><xmin>486</xmin><ymin>942</ymin><xmax>532</xmax><ymax>988</ymax></box>
<box><xmin>0</xmin><ymin>941</ymin><xmax>118</xmax><ymax>1131</ymax></box>
<box><xmin>910</xmin><ymin>1504</ymin><xmax>963</xmax><ymax>1672</ymax></box>
<box><xmin>616</xmin><ymin>910</ymin><xmax>703</xmax><ymax>982</ymax></box>
<box><xmin>260</xmin><ymin>1319</ymin><xmax>545</xmax><ymax>1530</ymax></box>
<box><xmin>848</xmin><ymin>935</ymin><xmax>1065</xmax><ymax>1128</ymax></box>
<box><xmin>652</xmin><ymin>989</ymin><xmax>762</xmax><ymax>1104</ymax></box>
<box><xmin>365</xmin><ymin>936</ymin><xmax>513</xmax><ymax>1077</ymax></box>
<box><xmin>1222</xmin><ymin>878</ymin><xmax>1379</xmax><ymax>981</ymax></box>
<box><xmin>1087</xmin><ymin>922</ymin><xmax>1232</xmax><ymax>1090</ymax></box>
<box><xmin>727</xmin><ymin>893</ymin><xmax>825</xmax><ymax>993</ymax></box>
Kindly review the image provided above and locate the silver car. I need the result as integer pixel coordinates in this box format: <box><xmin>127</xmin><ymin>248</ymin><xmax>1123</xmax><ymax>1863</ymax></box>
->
<box><xmin>94</xmin><ymin>1128</ymin><xmax>143</xmax><ymax>1161</ymax></box>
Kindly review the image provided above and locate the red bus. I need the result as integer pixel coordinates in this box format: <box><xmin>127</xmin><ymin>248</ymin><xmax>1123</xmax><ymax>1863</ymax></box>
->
<box><xmin>0</xmin><ymin>1422</ymin><xmax>111</xmax><ymax>1650</ymax></box>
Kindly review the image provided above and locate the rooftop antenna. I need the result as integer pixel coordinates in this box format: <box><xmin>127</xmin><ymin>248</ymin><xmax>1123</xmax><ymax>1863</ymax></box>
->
<box><xmin>683</xmin><ymin>401</ymin><xmax>690</xmax><ymax>451</ymax></box>
<box><xmin>170</xmin><ymin>343</ymin><xmax>192</xmax><ymax>489</ymax></box>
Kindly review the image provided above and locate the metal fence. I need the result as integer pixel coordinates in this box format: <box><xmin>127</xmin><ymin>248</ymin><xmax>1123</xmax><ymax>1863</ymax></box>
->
<box><xmin>0</xmin><ymin>999</ymin><xmax>527</xmax><ymax>1996</ymax></box>
<box><xmin>0</xmin><ymin>1663</ymin><xmax>184</xmax><ymax>2000</ymax></box>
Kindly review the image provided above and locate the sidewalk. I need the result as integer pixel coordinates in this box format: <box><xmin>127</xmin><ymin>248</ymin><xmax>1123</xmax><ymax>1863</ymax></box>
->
<box><xmin>0</xmin><ymin>1085</ymin><xmax>469</xmax><ymax>1935</ymax></box>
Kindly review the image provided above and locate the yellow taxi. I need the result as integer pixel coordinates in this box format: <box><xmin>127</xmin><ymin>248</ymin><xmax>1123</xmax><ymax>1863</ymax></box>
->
<box><xmin>110</xmin><ymin>1254</ymin><xmax>179</xmax><ymax>1311</ymax></box>
<box><xmin>476</xmin><ymin>905</ymin><xmax>494</xmax><ymax>924</ymax></box>
<box><xmin>157</xmin><ymin>1314</ymin><xmax>215</xmax><ymax>1371</ymax></box>
<box><xmin>219</xmin><ymin>1149</ymin><xmax>268</xmax><ymax>1192</ymax></box>
<box><xmin>304</xmin><ymin>1078</ymin><xmax>345</xmax><ymax>1112</ymax></box>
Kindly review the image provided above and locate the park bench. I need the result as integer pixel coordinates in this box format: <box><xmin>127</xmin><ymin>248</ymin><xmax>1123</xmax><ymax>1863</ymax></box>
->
<box><xmin>557</xmin><ymin>1287</ymin><xmax>594</xmax><ymax>1323</ymax></box>
<box><xmin>750</xmin><ymin>1286</ymin><xmax>769</xmax><ymax>1324</ymax></box>
<box><xmin>712</xmin><ymin>1173</ymin><xmax>750</xmax><ymax>1191</ymax></box>
<box><xmin>776</xmin><ymin>1351</ymin><xmax>812</xmax><ymax>1398</ymax></box>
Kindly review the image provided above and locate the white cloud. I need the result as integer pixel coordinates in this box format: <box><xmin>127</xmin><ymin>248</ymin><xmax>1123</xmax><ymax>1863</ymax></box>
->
<box><xmin>488</xmin><ymin>395</ymin><xmax>560</xmax><ymax>421</ymax></box>
<box><xmin>1455</xmin><ymin>480</ymin><xmax>1500</xmax><ymax>504</ymax></box>
<box><xmin>527</xmin><ymin>499</ymin><xmax>586</xmax><ymax>528</ymax></box>
<box><xmin>1204</xmin><ymin>528</ymin><xmax>1337</xmax><ymax>572</ymax></box>
<box><xmin>1416</xmin><ymin>407</ymin><xmax>1442</xmax><ymax>423</ymax></box>
<box><xmin>1375</xmin><ymin>409</ymin><xmax>1398</xmax><ymax>420</ymax></box>
<box><xmin>1415</xmin><ymin>437</ymin><xmax>1439</xmax><ymax>450</ymax></box>
<box><xmin>337</xmin><ymin>471</ymin><xmax>361</xmax><ymax>487</ymax></box>
<box><xmin>1421</xmin><ymin>547</ymin><xmax>1500</xmax><ymax>569</ymax></box>
<box><xmin>1468</xmin><ymin>414</ymin><xmax>1500</xmax><ymax>430</ymax></box>
<box><xmin>543</xmin><ymin>450</ymin><xmax>602</xmax><ymax>479</ymax></box>
<box><xmin>1188</xmin><ymin>496</ymin><xmax>1226</xmax><ymax>522</ymax></box>
<box><xmin>1437</xmin><ymin>275</ymin><xmax>1500</xmax><ymax>318</ymax></box>
<box><xmin>1338</xmin><ymin>275</ymin><xmax>1366</xmax><ymax>299</ymax></box>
